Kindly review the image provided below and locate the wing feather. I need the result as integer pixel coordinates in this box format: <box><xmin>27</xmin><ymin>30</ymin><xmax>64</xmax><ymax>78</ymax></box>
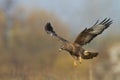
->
<box><xmin>74</xmin><ymin>18</ymin><xmax>113</xmax><ymax>45</ymax></box>
<box><xmin>45</xmin><ymin>22</ymin><xmax>68</xmax><ymax>43</ymax></box>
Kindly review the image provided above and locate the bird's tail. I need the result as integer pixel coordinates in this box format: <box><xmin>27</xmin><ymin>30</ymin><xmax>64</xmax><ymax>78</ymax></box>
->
<box><xmin>82</xmin><ymin>51</ymin><xmax>98</xmax><ymax>59</ymax></box>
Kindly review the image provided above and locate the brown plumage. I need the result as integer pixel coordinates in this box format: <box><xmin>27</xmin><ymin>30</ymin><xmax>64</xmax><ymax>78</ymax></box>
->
<box><xmin>45</xmin><ymin>18</ymin><xmax>112</xmax><ymax>65</ymax></box>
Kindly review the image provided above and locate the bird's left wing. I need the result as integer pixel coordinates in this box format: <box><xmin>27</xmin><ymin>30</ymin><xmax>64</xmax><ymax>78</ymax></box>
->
<box><xmin>74</xmin><ymin>18</ymin><xmax>112</xmax><ymax>45</ymax></box>
<box><xmin>45</xmin><ymin>22</ymin><xmax>68</xmax><ymax>43</ymax></box>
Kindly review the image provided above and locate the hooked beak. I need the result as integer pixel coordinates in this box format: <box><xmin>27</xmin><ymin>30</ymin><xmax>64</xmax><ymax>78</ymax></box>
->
<box><xmin>59</xmin><ymin>48</ymin><xmax>62</xmax><ymax>51</ymax></box>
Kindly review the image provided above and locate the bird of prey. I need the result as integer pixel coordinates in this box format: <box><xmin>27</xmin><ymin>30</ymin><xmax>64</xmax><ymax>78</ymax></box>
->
<box><xmin>45</xmin><ymin>18</ymin><xmax>112</xmax><ymax>66</ymax></box>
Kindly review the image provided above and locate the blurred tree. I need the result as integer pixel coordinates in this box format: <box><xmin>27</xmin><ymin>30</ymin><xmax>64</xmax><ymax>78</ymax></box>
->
<box><xmin>0</xmin><ymin>9</ymin><xmax>70</xmax><ymax>79</ymax></box>
<box><xmin>2</xmin><ymin>0</ymin><xmax>16</xmax><ymax>49</ymax></box>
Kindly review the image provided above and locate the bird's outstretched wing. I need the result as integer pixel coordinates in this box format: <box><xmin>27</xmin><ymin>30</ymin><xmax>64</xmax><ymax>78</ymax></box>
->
<box><xmin>74</xmin><ymin>18</ymin><xmax>112</xmax><ymax>45</ymax></box>
<box><xmin>45</xmin><ymin>22</ymin><xmax>68</xmax><ymax>43</ymax></box>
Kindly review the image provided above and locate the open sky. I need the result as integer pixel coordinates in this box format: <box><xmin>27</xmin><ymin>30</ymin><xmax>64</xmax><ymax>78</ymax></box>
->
<box><xmin>0</xmin><ymin>0</ymin><xmax>120</xmax><ymax>34</ymax></box>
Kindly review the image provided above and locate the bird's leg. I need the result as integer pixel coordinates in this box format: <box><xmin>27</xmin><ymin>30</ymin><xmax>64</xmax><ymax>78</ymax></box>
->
<box><xmin>74</xmin><ymin>60</ymin><xmax>77</xmax><ymax>67</ymax></box>
<box><xmin>71</xmin><ymin>56</ymin><xmax>78</xmax><ymax>66</ymax></box>
<box><xmin>78</xmin><ymin>56</ymin><xmax>82</xmax><ymax>64</ymax></box>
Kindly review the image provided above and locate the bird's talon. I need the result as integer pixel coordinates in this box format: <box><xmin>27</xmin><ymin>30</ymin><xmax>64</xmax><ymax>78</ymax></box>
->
<box><xmin>74</xmin><ymin>61</ymin><xmax>77</xmax><ymax>67</ymax></box>
<box><xmin>79</xmin><ymin>57</ymin><xmax>82</xmax><ymax>64</ymax></box>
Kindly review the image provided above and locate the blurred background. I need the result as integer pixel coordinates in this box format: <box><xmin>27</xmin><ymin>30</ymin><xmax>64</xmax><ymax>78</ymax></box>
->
<box><xmin>0</xmin><ymin>0</ymin><xmax>120</xmax><ymax>80</ymax></box>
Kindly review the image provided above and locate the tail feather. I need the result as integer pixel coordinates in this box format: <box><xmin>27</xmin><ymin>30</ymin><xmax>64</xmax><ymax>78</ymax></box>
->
<box><xmin>82</xmin><ymin>51</ymin><xmax>98</xmax><ymax>59</ymax></box>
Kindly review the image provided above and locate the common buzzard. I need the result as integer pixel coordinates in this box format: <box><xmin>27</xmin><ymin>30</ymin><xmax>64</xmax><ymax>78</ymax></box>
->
<box><xmin>45</xmin><ymin>18</ymin><xmax>112</xmax><ymax>66</ymax></box>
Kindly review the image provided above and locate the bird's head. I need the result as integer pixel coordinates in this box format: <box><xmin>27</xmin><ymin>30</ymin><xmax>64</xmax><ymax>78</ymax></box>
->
<box><xmin>59</xmin><ymin>43</ymin><xmax>71</xmax><ymax>52</ymax></box>
<box><xmin>59</xmin><ymin>45</ymin><xmax>66</xmax><ymax>51</ymax></box>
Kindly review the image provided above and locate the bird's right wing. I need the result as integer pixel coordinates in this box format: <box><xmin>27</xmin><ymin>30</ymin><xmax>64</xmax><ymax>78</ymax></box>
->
<box><xmin>74</xmin><ymin>18</ymin><xmax>112</xmax><ymax>45</ymax></box>
<box><xmin>45</xmin><ymin>22</ymin><xmax>68</xmax><ymax>43</ymax></box>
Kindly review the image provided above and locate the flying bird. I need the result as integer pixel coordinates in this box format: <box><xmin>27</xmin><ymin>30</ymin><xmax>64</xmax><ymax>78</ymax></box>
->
<box><xmin>45</xmin><ymin>18</ymin><xmax>112</xmax><ymax>66</ymax></box>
